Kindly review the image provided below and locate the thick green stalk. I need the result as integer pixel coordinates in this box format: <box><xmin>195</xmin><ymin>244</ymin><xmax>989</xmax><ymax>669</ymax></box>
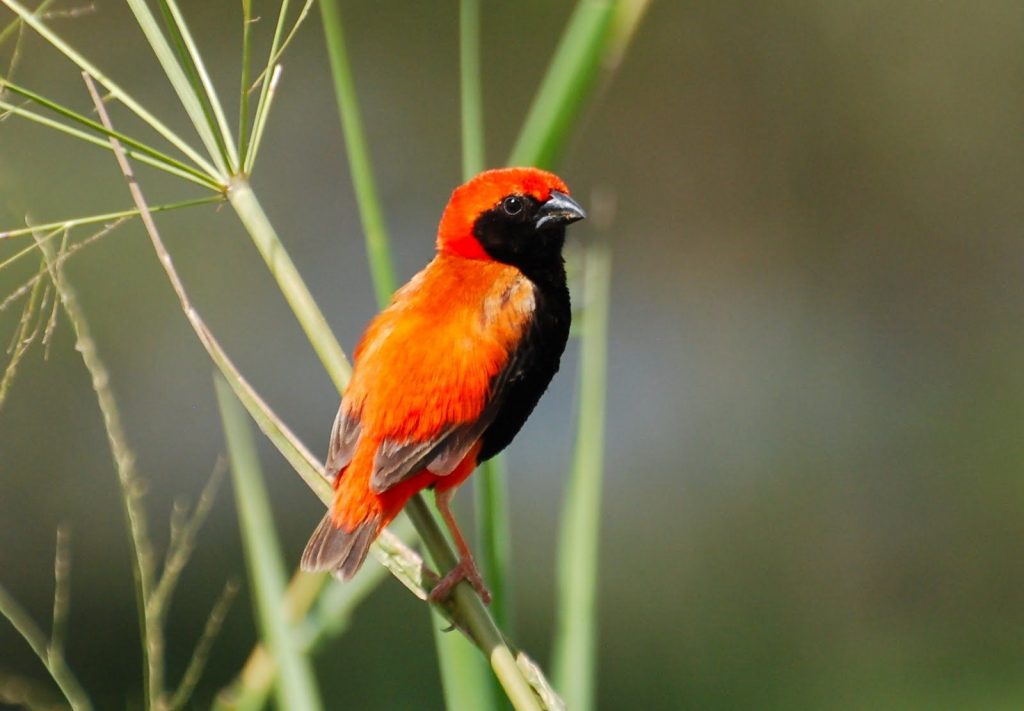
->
<box><xmin>215</xmin><ymin>376</ymin><xmax>324</xmax><ymax>711</ymax></box>
<box><xmin>317</xmin><ymin>7</ymin><xmax>501</xmax><ymax>705</ymax></box>
<box><xmin>432</xmin><ymin>605</ymin><xmax>497</xmax><ymax>711</ymax></box>
<box><xmin>318</xmin><ymin>0</ymin><xmax>397</xmax><ymax>304</ymax></box>
<box><xmin>460</xmin><ymin>0</ymin><xmax>514</xmax><ymax>642</ymax></box>
<box><xmin>552</xmin><ymin>244</ymin><xmax>611</xmax><ymax>710</ymax></box>
<box><xmin>227</xmin><ymin>177</ymin><xmax>351</xmax><ymax>392</ymax></box>
<box><xmin>460</xmin><ymin>0</ymin><xmax>485</xmax><ymax>177</ymax></box>
<box><xmin>507</xmin><ymin>0</ymin><xmax>617</xmax><ymax>168</ymax></box>
<box><xmin>213</xmin><ymin>519</ymin><xmax>412</xmax><ymax>711</ymax></box>
<box><xmin>448</xmin><ymin>2</ymin><xmax>509</xmax><ymax>708</ymax></box>
<box><xmin>475</xmin><ymin>456</ymin><xmax>512</xmax><ymax>630</ymax></box>
<box><xmin>406</xmin><ymin>498</ymin><xmax>542</xmax><ymax>711</ymax></box>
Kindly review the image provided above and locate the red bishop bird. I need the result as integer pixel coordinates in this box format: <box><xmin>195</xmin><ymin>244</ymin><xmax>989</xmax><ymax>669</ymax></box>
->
<box><xmin>301</xmin><ymin>167</ymin><xmax>586</xmax><ymax>602</ymax></box>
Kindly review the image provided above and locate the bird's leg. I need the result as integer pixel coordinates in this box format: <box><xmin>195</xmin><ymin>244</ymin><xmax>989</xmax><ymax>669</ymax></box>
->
<box><xmin>428</xmin><ymin>488</ymin><xmax>492</xmax><ymax>605</ymax></box>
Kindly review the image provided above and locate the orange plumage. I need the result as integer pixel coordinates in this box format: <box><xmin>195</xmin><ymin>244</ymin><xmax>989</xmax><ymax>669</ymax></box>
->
<box><xmin>301</xmin><ymin>168</ymin><xmax>586</xmax><ymax>602</ymax></box>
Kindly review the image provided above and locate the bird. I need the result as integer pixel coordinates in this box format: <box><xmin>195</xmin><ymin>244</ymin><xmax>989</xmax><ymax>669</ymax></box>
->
<box><xmin>301</xmin><ymin>167</ymin><xmax>586</xmax><ymax>603</ymax></box>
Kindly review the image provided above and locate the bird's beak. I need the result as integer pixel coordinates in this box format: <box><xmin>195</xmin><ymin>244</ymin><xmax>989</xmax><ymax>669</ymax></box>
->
<box><xmin>535</xmin><ymin>190</ymin><xmax>586</xmax><ymax>230</ymax></box>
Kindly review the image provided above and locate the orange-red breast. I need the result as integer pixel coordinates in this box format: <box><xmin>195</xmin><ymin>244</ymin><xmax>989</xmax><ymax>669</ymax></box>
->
<box><xmin>301</xmin><ymin>167</ymin><xmax>585</xmax><ymax>602</ymax></box>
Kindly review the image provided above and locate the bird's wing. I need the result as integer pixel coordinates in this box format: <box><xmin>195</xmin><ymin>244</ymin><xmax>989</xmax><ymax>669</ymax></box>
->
<box><xmin>340</xmin><ymin>258</ymin><xmax>535</xmax><ymax>494</ymax></box>
<box><xmin>324</xmin><ymin>406</ymin><xmax>361</xmax><ymax>479</ymax></box>
<box><xmin>369</xmin><ymin>337</ymin><xmax>525</xmax><ymax>492</ymax></box>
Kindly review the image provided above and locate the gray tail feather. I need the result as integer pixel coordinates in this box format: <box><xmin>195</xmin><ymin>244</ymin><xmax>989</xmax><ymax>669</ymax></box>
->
<box><xmin>300</xmin><ymin>513</ymin><xmax>379</xmax><ymax>580</ymax></box>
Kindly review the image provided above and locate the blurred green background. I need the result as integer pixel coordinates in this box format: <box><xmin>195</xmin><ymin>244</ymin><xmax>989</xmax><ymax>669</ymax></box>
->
<box><xmin>3</xmin><ymin>1</ymin><xmax>1024</xmax><ymax>708</ymax></box>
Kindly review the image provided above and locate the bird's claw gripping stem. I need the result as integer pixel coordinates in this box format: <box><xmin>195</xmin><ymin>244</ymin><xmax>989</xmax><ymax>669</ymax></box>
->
<box><xmin>429</xmin><ymin>557</ymin><xmax>492</xmax><ymax>605</ymax></box>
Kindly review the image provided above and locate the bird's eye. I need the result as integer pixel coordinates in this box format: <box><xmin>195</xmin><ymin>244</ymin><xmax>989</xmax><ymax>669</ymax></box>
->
<box><xmin>502</xmin><ymin>196</ymin><xmax>524</xmax><ymax>216</ymax></box>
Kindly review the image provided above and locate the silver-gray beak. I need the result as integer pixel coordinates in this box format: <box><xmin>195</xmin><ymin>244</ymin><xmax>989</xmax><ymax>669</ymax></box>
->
<box><xmin>535</xmin><ymin>190</ymin><xmax>586</xmax><ymax>230</ymax></box>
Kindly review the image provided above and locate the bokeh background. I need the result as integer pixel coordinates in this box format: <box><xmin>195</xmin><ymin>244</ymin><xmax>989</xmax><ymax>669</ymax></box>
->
<box><xmin>2</xmin><ymin>1</ymin><xmax>1023</xmax><ymax>708</ymax></box>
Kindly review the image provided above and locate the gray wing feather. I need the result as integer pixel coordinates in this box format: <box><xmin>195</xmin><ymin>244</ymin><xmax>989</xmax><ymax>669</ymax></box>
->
<box><xmin>424</xmin><ymin>399</ymin><xmax>503</xmax><ymax>476</ymax></box>
<box><xmin>368</xmin><ymin>351</ymin><xmax>522</xmax><ymax>492</ymax></box>
<box><xmin>325</xmin><ymin>406</ymin><xmax>361</xmax><ymax>479</ymax></box>
<box><xmin>369</xmin><ymin>428</ymin><xmax>453</xmax><ymax>494</ymax></box>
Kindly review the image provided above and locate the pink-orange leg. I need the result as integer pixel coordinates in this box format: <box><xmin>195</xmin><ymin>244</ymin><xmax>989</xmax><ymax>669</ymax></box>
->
<box><xmin>428</xmin><ymin>488</ymin><xmax>492</xmax><ymax>605</ymax></box>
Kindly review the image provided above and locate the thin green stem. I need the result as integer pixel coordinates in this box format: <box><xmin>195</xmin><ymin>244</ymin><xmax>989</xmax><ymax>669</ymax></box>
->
<box><xmin>33</xmin><ymin>213</ymin><xmax>160</xmax><ymax>708</ymax></box>
<box><xmin>155</xmin><ymin>0</ymin><xmax>239</xmax><ymax>171</ymax></box>
<box><xmin>81</xmin><ymin>101</ymin><xmax>427</xmax><ymax>613</ymax></box>
<box><xmin>227</xmin><ymin>177</ymin><xmax>352</xmax><ymax>392</ymax></box>
<box><xmin>49</xmin><ymin>526</ymin><xmax>71</xmax><ymax>661</ymax></box>
<box><xmin>243</xmin><ymin>64</ymin><xmax>281</xmax><ymax>174</ymax></box>
<box><xmin>237</xmin><ymin>0</ymin><xmax>253</xmax><ymax>168</ymax></box>
<box><xmin>552</xmin><ymin>244</ymin><xmax>611</xmax><ymax>711</ymax></box>
<box><xmin>123</xmin><ymin>0</ymin><xmax>230</xmax><ymax>176</ymax></box>
<box><xmin>0</xmin><ymin>247</ymin><xmax>47</xmax><ymax>410</ymax></box>
<box><xmin>0</xmin><ymin>0</ymin><xmax>222</xmax><ymax>179</ymax></box>
<box><xmin>0</xmin><ymin>584</ymin><xmax>92</xmax><ymax>711</ymax></box>
<box><xmin>460</xmin><ymin>0</ymin><xmax>485</xmax><ymax>178</ymax></box>
<box><xmin>245</xmin><ymin>0</ymin><xmax>315</xmax><ymax>93</ymax></box>
<box><xmin>167</xmin><ymin>579</ymin><xmax>239</xmax><ymax>711</ymax></box>
<box><xmin>0</xmin><ymin>0</ymin><xmax>55</xmax><ymax>49</ymax></box>
<box><xmin>319</xmin><ymin>0</ymin><xmax>397</xmax><ymax>305</ymax></box>
<box><xmin>0</xmin><ymin>196</ymin><xmax>222</xmax><ymax>241</ymax></box>
<box><xmin>243</xmin><ymin>0</ymin><xmax>291</xmax><ymax>173</ymax></box>
<box><xmin>0</xmin><ymin>98</ymin><xmax>213</xmax><ymax>188</ymax></box>
<box><xmin>406</xmin><ymin>497</ymin><xmax>542</xmax><ymax>711</ymax></box>
<box><xmin>0</xmin><ymin>84</ymin><xmax>222</xmax><ymax>189</ymax></box>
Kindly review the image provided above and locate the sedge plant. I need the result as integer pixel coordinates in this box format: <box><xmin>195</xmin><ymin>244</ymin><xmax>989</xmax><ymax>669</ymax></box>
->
<box><xmin>0</xmin><ymin>0</ymin><xmax>649</xmax><ymax>708</ymax></box>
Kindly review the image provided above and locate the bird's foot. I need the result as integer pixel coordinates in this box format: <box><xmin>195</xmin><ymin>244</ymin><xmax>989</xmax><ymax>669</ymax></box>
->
<box><xmin>429</xmin><ymin>557</ymin><xmax>492</xmax><ymax>605</ymax></box>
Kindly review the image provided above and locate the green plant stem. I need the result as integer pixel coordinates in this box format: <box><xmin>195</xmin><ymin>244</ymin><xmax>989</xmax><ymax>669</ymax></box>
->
<box><xmin>236</xmin><ymin>0</ymin><xmax>253</xmax><ymax>167</ymax></box>
<box><xmin>80</xmin><ymin>90</ymin><xmax>430</xmax><ymax>616</ymax></box>
<box><xmin>0</xmin><ymin>84</ymin><xmax>222</xmax><ymax>190</ymax></box>
<box><xmin>243</xmin><ymin>0</ymin><xmax>289</xmax><ymax>171</ymax></box>
<box><xmin>215</xmin><ymin>376</ymin><xmax>324</xmax><ymax>711</ymax></box>
<box><xmin>124</xmin><ymin>0</ymin><xmax>230</xmax><ymax>176</ymax></box>
<box><xmin>0</xmin><ymin>0</ymin><xmax>221</xmax><ymax>179</ymax></box>
<box><xmin>459</xmin><ymin>0</ymin><xmax>485</xmax><ymax>177</ymax></box>
<box><xmin>476</xmin><ymin>457</ymin><xmax>513</xmax><ymax>630</ymax></box>
<box><xmin>406</xmin><ymin>497</ymin><xmax>542</xmax><ymax>711</ymax></box>
<box><xmin>0</xmin><ymin>250</ymin><xmax>47</xmax><ymax>409</ymax></box>
<box><xmin>32</xmin><ymin>206</ymin><xmax>162</xmax><ymax>708</ymax></box>
<box><xmin>226</xmin><ymin>177</ymin><xmax>352</xmax><ymax>392</ymax></box>
<box><xmin>319</xmin><ymin>0</ymin><xmax>397</xmax><ymax>305</ymax></box>
<box><xmin>5</xmin><ymin>201</ymin><xmax>209</xmax><ymax>244</ymax></box>
<box><xmin>167</xmin><ymin>579</ymin><xmax>239</xmax><ymax>711</ymax></box>
<box><xmin>0</xmin><ymin>0</ymin><xmax>56</xmax><ymax>48</ymax></box>
<box><xmin>0</xmin><ymin>584</ymin><xmax>92</xmax><ymax>711</ymax></box>
<box><xmin>459</xmin><ymin>0</ymin><xmax>513</xmax><ymax>640</ymax></box>
<box><xmin>508</xmin><ymin>0</ymin><xmax>616</xmax><ymax>168</ymax></box>
<box><xmin>213</xmin><ymin>518</ymin><xmax>413</xmax><ymax>711</ymax></box>
<box><xmin>552</xmin><ymin>244</ymin><xmax>611</xmax><ymax>711</ymax></box>
<box><xmin>154</xmin><ymin>0</ymin><xmax>238</xmax><ymax>171</ymax></box>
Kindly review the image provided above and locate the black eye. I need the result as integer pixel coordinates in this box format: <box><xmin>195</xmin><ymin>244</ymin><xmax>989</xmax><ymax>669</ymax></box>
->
<box><xmin>502</xmin><ymin>196</ymin><xmax>524</xmax><ymax>216</ymax></box>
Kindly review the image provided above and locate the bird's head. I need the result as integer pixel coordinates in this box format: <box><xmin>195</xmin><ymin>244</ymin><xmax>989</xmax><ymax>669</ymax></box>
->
<box><xmin>437</xmin><ymin>167</ymin><xmax>586</xmax><ymax>266</ymax></box>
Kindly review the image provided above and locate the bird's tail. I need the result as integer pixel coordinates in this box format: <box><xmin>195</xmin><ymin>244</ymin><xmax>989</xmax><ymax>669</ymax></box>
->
<box><xmin>300</xmin><ymin>512</ymin><xmax>380</xmax><ymax>580</ymax></box>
